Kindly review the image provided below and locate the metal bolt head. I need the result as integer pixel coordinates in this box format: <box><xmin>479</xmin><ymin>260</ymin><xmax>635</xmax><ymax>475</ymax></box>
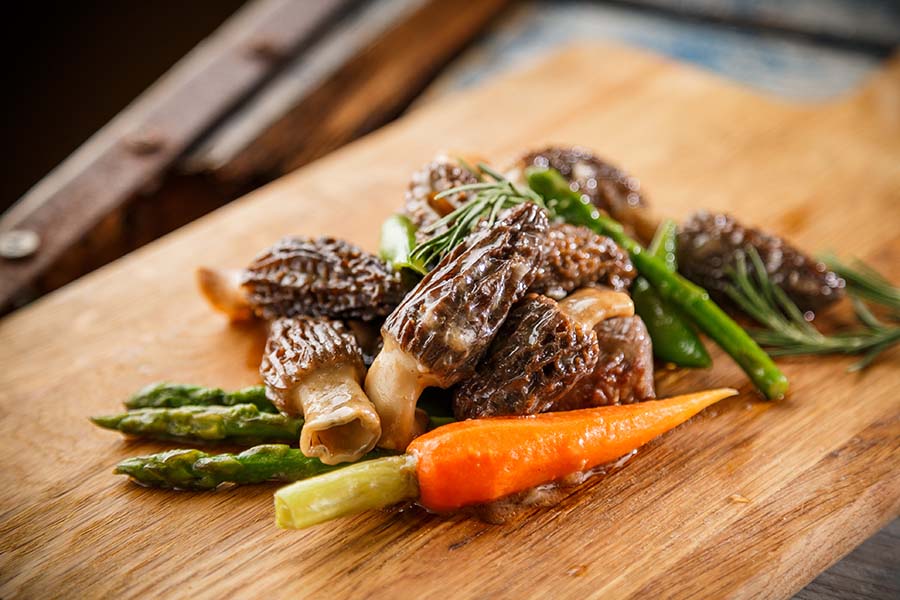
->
<box><xmin>0</xmin><ymin>229</ymin><xmax>40</xmax><ymax>259</ymax></box>
<box><xmin>246</xmin><ymin>38</ymin><xmax>287</xmax><ymax>62</ymax></box>
<box><xmin>124</xmin><ymin>128</ymin><xmax>165</xmax><ymax>155</ymax></box>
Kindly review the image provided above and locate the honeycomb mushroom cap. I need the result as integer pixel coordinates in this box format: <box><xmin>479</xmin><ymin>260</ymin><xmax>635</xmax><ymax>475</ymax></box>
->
<box><xmin>677</xmin><ymin>211</ymin><xmax>845</xmax><ymax>315</ymax></box>
<box><xmin>529</xmin><ymin>223</ymin><xmax>636</xmax><ymax>299</ymax></box>
<box><xmin>261</xmin><ymin>317</ymin><xmax>364</xmax><ymax>414</ymax></box>
<box><xmin>557</xmin><ymin>316</ymin><xmax>655</xmax><ymax>409</ymax></box>
<box><xmin>516</xmin><ymin>146</ymin><xmax>656</xmax><ymax>242</ymax></box>
<box><xmin>402</xmin><ymin>155</ymin><xmax>480</xmax><ymax>241</ymax></box>
<box><xmin>241</xmin><ymin>236</ymin><xmax>406</xmax><ymax>321</ymax></box>
<box><xmin>452</xmin><ymin>294</ymin><xmax>600</xmax><ymax>419</ymax></box>
<box><xmin>384</xmin><ymin>202</ymin><xmax>549</xmax><ymax>387</ymax></box>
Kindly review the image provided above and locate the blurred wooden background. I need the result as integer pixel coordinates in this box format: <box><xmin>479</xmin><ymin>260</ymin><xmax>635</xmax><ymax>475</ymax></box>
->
<box><xmin>0</xmin><ymin>2</ymin><xmax>898</xmax><ymax>595</ymax></box>
<box><xmin>3</xmin><ymin>0</ymin><xmax>899</xmax><ymax>314</ymax></box>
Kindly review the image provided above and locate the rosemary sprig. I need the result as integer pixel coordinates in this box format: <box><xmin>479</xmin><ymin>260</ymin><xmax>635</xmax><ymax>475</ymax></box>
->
<box><xmin>821</xmin><ymin>253</ymin><xmax>900</xmax><ymax>316</ymax></box>
<box><xmin>726</xmin><ymin>248</ymin><xmax>900</xmax><ymax>371</ymax></box>
<box><xmin>408</xmin><ymin>164</ymin><xmax>544</xmax><ymax>271</ymax></box>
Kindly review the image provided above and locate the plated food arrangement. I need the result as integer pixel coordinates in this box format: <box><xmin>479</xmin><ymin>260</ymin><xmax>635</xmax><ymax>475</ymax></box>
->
<box><xmin>91</xmin><ymin>146</ymin><xmax>899</xmax><ymax>529</ymax></box>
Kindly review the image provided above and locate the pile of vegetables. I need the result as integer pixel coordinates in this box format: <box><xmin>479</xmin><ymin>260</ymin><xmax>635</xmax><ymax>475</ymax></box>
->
<box><xmin>91</xmin><ymin>158</ymin><xmax>899</xmax><ymax>531</ymax></box>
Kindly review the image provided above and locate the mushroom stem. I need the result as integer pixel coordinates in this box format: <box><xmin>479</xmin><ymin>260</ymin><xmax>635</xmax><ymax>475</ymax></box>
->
<box><xmin>296</xmin><ymin>365</ymin><xmax>382</xmax><ymax>465</ymax></box>
<box><xmin>196</xmin><ymin>267</ymin><xmax>253</xmax><ymax>321</ymax></box>
<box><xmin>559</xmin><ymin>287</ymin><xmax>634</xmax><ymax>330</ymax></box>
<box><xmin>365</xmin><ymin>338</ymin><xmax>434</xmax><ymax>451</ymax></box>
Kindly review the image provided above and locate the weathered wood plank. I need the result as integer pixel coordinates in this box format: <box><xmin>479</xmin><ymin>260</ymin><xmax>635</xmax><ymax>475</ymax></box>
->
<box><xmin>0</xmin><ymin>0</ymin><xmax>353</xmax><ymax>311</ymax></box>
<box><xmin>794</xmin><ymin>518</ymin><xmax>900</xmax><ymax>600</ymax></box>
<box><xmin>191</xmin><ymin>0</ymin><xmax>510</xmax><ymax>183</ymax></box>
<box><xmin>0</xmin><ymin>44</ymin><xmax>897</xmax><ymax>599</ymax></box>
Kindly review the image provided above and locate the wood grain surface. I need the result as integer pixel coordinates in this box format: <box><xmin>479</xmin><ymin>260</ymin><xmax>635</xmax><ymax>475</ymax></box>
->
<box><xmin>1</xmin><ymin>44</ymin><xmax>898</xmax><ymax>599</ymax></box>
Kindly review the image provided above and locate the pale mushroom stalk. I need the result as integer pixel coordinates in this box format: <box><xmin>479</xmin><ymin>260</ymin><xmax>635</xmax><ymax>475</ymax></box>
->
<box><xmin>557</xmin><ymin>286</ymin><xmax>634</xmax><ymax>327</ymax></box>
<box><xmin>367</xmin><ymin>203</ymin><xmax>549</xmax><ymax>450</ymax></box>
<box><xmin>196</xmin><ymin>267</ymin><xmax>253</xmax><ymax>322</ymax></box>
<box><xmin>261</xmin><ymin>317</ymin><xmax>381</xmax><ymax>465</ymax></box>
<box><xmin>363</xmin><ymin>337</ymin><xmax>440</xmax><ymax>450</ymax></box>
<box><xmin>294</xmin><ymin>365</ymin><xmax>381</xmax><ymax>464</ymax></box>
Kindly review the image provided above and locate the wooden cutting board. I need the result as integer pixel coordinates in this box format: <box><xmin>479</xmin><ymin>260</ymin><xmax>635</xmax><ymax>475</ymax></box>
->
<box><xmin>1</xmin><ymin>44</ymin><xmax>898</xmax><ymax>599</ymax></box>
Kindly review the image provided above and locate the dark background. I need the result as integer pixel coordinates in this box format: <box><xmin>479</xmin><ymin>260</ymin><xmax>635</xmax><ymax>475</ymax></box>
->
<box><xmin>1</xmin><ymin>1</ymin><xmax>246</xmax><ymax>212</ymax></box>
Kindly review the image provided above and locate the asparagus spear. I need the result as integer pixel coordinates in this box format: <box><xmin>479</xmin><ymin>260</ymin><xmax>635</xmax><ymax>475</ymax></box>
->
<box><xmin>124</xmin><ymin>382</ymin><xmax>276</xmax><ymax>412</ymax></box>
<box><xmin>91</xmin><ymin>404</ymin><xmax>301</xmax><ymax>443</ymax></box>
<box><xmin>114</xmin><ymin>444</ymin><xmax>388</xmax><ymax>490</ymax></box>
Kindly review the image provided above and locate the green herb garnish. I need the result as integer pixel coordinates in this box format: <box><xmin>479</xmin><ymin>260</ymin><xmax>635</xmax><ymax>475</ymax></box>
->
<box><xmin>821</xmin><ymin>253</ymin><xmax>900</xmax><ymax>316</ymax></box>
<box><xmin>726</xmin><ymin>248</ymin><xmax>900</xmax><ymax>370</ymax></box>
<box><xmin>407</xmin><ymin>164</ymin><xmax>545</xmax><ymax>272</ymax></box>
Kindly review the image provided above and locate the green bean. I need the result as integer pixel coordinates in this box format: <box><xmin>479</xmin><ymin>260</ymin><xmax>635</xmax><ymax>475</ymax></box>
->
<box><xmin>632</xmin><ymin>220</ymin><xmax>711</xmax><ymax>368</ymax></box>
<box><xmin>379</xmin><ymin>214</ymin><xmax>426</xmax><ymax>274</ymax></box>
<box><xmin>650</xmin><ymin>218</ymin><xmax>679</xmax><ymax>273</ymax></box>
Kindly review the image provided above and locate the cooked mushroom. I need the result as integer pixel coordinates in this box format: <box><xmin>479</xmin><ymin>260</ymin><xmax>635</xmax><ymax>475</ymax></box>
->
<box><xmin>513</xmin><ymin>146</ymin><xmax>658</xmax><ymax>243</ymax></box>
<box><xmin>402</xmin><ymin>154</ymin><xmax>481</xmax><ymax>240</ymax></box>
<box><xmin>198</xmin><ymin>237</ymin><xmax>406</xmax><ymax>322</ymax></box>
<box><xmin>677</xmin><ymin>211</ymin><xmax>844</xmax><ymax>315</ymax></box>
<box><xmin>243</xmin><ymin>237</ymin><xmax>406</xmax><ymax>321</ymax></box>
<box><xmin>260</xmin><ymin>317</ymin><xmax>380</xmax><ymax>464</ymax></box>
<box><xmin>366</xmin><ymin>203</ymin><xmax>549</xmax><ymax>449</ymax></box>
<box><xmin>453</xmin><ymin>287</ymin><xmax>635</xmax><ymax>419</ymax></box>
<box><xmin>529</xmin><ymin>223</ymin><xmax>636</xmax><ymax>299</ymax></box>
<box><xmin>557</xmin><ymin>315</ymin><xmax>656</xmax><ymax>409</ymax></box>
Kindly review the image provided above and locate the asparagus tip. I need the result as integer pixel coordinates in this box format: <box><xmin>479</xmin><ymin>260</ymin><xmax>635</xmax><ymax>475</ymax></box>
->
<box><xmin>90</xmin><ymin>414</ymin><xmax>123</xmax><ymax>430</ymax></box>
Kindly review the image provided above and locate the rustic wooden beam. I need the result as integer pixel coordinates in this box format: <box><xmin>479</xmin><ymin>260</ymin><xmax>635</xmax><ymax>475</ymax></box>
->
<box><xmin>186</xmin><ymin>0</ymin><xmax>511</xmax><ymax>183</ymax></box>
<box><xmin>0</xmin><ymin>0</ymin><xmax>353</xmax><ymax>311</ymax></box>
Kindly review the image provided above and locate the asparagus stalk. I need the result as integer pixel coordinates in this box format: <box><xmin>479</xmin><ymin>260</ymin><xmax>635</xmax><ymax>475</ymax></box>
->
<box><xmin>114</xmin><ymin>444</ymin><xmax>389</xmax><ymax>490</ymax></box>
<box><xmin>91</xmin><ymin>404</ymin><xmax>301</xmax><ymax>443</ymax></box>
<box><xmin>275</xmin><ymin>455</ymin><xmax>419</xmax><ymax>529</ymax></box>
<box><xmin>125</xmin><ymin>382</ymin><xmax>276</xmax><ymax>412</ymax></box>
<box><xmin>527</xmin><ymin>168</ymin><xmax>788</xmax><ymax>400</ymax></box>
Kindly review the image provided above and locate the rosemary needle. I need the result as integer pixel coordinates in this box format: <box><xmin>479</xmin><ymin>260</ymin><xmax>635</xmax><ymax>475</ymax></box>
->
<box><xmin>408</xmin><ymin>164</ymin><xmax>545</xmax><ymax>271</ymax></box>
<box><xmin>821</xmin><ymin>253</ymin><xmax>900</xmax><ymax>316</ymax></box>
<box><xmin>726</xmin><ymin>249</ymin><xmax>900</xmax><ymax>370</ymax></box>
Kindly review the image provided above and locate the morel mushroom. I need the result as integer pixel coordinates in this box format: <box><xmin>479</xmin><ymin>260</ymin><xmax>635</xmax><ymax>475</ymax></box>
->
<box><xmin>198</xmin><ymin>236</ymin><xmax>406</xmax><ymax>322</ymax></box>
<box><xmin>453</xmin><ymin>287</ymin><xmax>635</xmax><ymax>419</ymax></box>
<box><xmin>402</xmin><ymin>154</ymin><xmax>481</xmax><ymax>239</ymax></box>
<box><xmin>366</xmin><ymin>203</ymin><xmax>549</xmax><ymax>450</ymax></box>
<box><xmin>260</xmin><ymin>317</ymin><xmax>380</xmax><ymax>464</ymax></box>
<box><xmin>677</xmin><ymin>211</ymin><xmax>845</xmax><ymax>315</ymax></box>
<box><xmin>513</xmin><ymin>146</ymin><xmax>658</xmax><ymax>243</ymax></box>
<box><xmin>557</xmin><ymin>315</ymin><xmax>656</xmax><ymax>409</ymax></box>
<box><xmin>529</xmin><ymin>223</ymin><xmax>636</xmax><ymax>299</ymax></box>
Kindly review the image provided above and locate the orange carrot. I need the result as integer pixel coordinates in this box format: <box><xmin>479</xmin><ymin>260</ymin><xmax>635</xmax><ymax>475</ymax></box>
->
<box><xmin>275</xmin><ymin>388</ymin><xmax>736</xmax><ymax>528</ymax></box>
<box><xmin>408</xmin><ymin>388</ymin><xmax>737</xmax><ymax>511</ymax></box>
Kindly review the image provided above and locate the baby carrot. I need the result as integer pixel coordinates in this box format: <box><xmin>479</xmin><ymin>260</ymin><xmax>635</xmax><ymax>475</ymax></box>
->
<box><xmin>275</xmin><ymin>388</ymin><xmax>736</xmax><ymax>528</ymax></box>
<box><xmin>409</xmin><ymin>388</ymin><xmax>736</xmax><ymax>510</ymax></box>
